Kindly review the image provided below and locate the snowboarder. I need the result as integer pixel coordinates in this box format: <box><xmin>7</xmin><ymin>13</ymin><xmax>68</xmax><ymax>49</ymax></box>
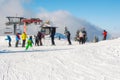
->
<box><xmin>5</xmin><ymin>35</ymin><xmax>12</xmax><ymax>47</ymax></box>
<box><xmin>102</xmin><ymin>30</ymin><xmax>107</xmax><ymax>40</ymax></box>
<box><xmin>21</xmin><ymin>32</ymin><xmax>28</xmax><ymax>47</ymax></box>
<box><xmin>25</xmin><ymin>36</ymin><xmax>34</xmax><ymax>50</ymax></box>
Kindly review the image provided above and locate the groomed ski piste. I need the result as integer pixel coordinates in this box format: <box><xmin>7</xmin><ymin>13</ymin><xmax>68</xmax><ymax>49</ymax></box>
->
<box><xmin>0</xmin><ymin>35</ymin><xmax>120</xmax><ymax>80</ymax></box>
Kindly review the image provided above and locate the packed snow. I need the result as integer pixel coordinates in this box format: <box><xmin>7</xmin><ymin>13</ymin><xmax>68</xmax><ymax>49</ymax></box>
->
<box><xmin>0</xmin><ymin>36</ymin><xmax>120</xmax><ymax>80</ymax></box>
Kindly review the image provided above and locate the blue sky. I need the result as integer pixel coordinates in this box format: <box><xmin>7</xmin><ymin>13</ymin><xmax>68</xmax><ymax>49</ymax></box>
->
<box><xmin>14</xmin><ymin>0</ymin><xmax>120</xmax><ymax>35</ymax></box>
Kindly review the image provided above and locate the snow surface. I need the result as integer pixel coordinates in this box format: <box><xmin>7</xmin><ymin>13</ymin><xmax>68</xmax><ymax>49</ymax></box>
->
<box><xmin>0</xmin><ymin>36</ymin><xmax>120</xmax><ymax>80</ymax></box>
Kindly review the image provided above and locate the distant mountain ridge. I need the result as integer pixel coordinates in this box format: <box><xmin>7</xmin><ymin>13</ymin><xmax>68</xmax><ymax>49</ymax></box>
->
<box><xmin>36</xmin><ymin>11</ymin><xmax>105</xmax><ymax>41</ymax></box>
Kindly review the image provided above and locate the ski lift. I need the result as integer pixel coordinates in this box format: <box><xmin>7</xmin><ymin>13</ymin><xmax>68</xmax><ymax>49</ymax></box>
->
<box><xmin>41</xmin><ymin>26</ymin><xmax>57</xmax><ymax>35</ymax></box>
<box><xmin>16</xmin><ymin>29</ymin><xmax>22</xmax><ymax>34</ymax></box>
<box><xmin>22</xmin><ymin>18</ymin><xmax>42</xmax><ymax>25</ymax></box>
<box><xmin>41</xmin><ymin>27</ymin><xmax>50</xmax><ymax>35</ymax></box>
<box><xmin>5</xmin><ymin>16</ymin><xmax>25</xmax><ymax>34</ymax></box>
<box><xmin>4</xmin><ymin>27</ymin><xmax>12</xmax><ymax>34</ymax></box>
<box><xmin>40</xmin><ymin>20</ymin><xmax>57</xmax><ymax>35</ymax></box>
<box><xmin>16</xmin><ymin>24</ymin><xmax>22</xmax><ymax>34</ymax></box>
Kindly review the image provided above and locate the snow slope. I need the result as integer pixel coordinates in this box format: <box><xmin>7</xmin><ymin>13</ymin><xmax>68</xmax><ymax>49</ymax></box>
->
<box><xmin>0</xmin><ymin>36</ymin><xmax>120</xmax><ymax>80</ymax></box>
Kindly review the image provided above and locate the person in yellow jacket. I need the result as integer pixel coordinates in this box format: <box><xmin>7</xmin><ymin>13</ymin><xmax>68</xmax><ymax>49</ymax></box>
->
<box><xmin>21</xmin><ymin>32</ymin><xmax>28</xmax><ymax>47</ymax></box>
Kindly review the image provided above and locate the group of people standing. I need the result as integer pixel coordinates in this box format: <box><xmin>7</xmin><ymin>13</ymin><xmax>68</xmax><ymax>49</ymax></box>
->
<box><xmin>5</xmin><ymin>32</ymin><xmax>27</xmax><ymax>47</ymax></box>
<box><xmin>5</xmin><ymin>29</ymin><xmax>56</xmax><ymax>50</ymax></box>
<box><xmin>34</xmin><ymin>31</ymin><xmax>44</xmax><ymax>46</ymax></box>
<box><xmin>5</xmin><ymin>27</ymin><xmax>108</xmax><ymax>49</ymax></box>
<box><xmin>34</xmin><ymin>27</ymin><xmax>56</xmax><ymax>46</ymax></box>
<box><xmin>18</xmin><ymin>31</ymin><xmax>43</xmax><ymax>50</ymax></box>
<box><xmin>78</xmin><ymin>29</ymin><xmax>87</xmax><ymax>44</ymax></box>
<box><xmin>15</xmin><ymin>32</ymin><xmax>28</xmax><ymax>47</ymax></box>
<box><xmin>5</xmin><ymin>32</ymin><xmax>30</xmax><ymax>50</ymax></box>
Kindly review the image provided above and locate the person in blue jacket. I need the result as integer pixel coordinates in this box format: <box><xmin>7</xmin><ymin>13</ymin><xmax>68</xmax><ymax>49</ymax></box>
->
<box><xmin>15</xmin><ymin>33</ymin><xmax>20</xmax><ymax>47</ymax></box>
<box><xmin>5</xmin><ymin>35</ymin><xmax>12</xmax><ymax>47</ymax></box>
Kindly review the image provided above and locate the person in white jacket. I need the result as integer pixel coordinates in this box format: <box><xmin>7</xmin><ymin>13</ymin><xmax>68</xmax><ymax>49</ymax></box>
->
<box><xmin>79</xmin><ymin>31</ymin><xmax>84</xmax><ymax>44</ymax></box>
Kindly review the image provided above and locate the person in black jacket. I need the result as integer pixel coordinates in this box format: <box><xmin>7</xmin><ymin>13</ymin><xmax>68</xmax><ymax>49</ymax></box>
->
<box><xmin>64</xmin><ymin>27</ymin><xmax>72</xmax><ymax>45</ymax></box>
<box><xmin>82</xmin><ymin>29</ymin><xmax>87</xmax><ymax>44</ymax></box>
<box><xmin>34</xmin><ymin>35</ymin><xmax>39</xmax><ymax>46</ymax></box>
<box><xmin>50</xmin><ymin>27</ymin><xmax>56</xmax><ymax>45</ymax></box>
<box><xmin>37</xmin><ymin>31</ymin><xmax>44</xmax><ymax>46</ymax></box>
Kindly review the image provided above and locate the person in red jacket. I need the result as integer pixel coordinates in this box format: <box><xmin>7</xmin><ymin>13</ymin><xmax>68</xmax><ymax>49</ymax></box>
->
<box><xmin>103</xmin><ymin>30</ymin><xmax>107</xmax><ymax>40</ymax></box>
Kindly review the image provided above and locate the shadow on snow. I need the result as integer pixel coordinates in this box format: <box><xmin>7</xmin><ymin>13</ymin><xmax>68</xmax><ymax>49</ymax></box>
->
<box><xmin>0</xmin><ymin>48</ymin><xmax>73</xmax><ymax>54</ymax></box>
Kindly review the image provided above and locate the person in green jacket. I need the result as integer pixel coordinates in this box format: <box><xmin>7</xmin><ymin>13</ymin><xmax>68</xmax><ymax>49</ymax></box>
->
<box><xmin>26</xmin><ymin>36</ymin><xmax>34</xmax><ymax>50</ymax></box>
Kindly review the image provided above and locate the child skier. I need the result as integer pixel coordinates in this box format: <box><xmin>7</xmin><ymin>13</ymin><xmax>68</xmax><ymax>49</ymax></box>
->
<box><xmin>25</xmin><ymin>36</ymin><xmax>34</xmax><ymax>50</ymax></box>
<box><xmin>5</xmin><ymin>35</ymin><xmax>12</xmax><ymax>47</ymax></box>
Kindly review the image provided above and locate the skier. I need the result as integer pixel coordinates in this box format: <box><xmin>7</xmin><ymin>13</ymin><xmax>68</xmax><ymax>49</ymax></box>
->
<box><xmin>25</xmin><ymin>36</ymin><xmax>34</xmax><ymax>50</ymax></box>
<box><xmin>37</xmin><ymin>31</ymin><xmax>44</xmax><ymax>46</ymax></box>
<box><xmin>93</xmin><ymin>36</ymin><xmax>99</xmax><ymax>43</ymax></box>
<box><xmin>34</xmin><ymin>35</ymin><xmax>39</xmax><ymax>46</ymax></box>
<box><xmin>82</xmin><ymin>29</ymin><xmax>87</xmax><ymax>44</ymax></box>
<box><xmin>64</xmin><ymin>27</ymin><xmax>72</xmax><ymax>45</ymax></box>
<box><xmin>21</xmin><ymin>32</ymin><xmax>28</xmax><ymax>47</ymax></box>
<box><xmin>102</xmin><ymin>30</ymin><xmax>107</xmax><ymax>40</ymax></box>
<box><xmin>15</xmin><ymin>33</ymin><xmax>20</xmax><ymax>47</ymax></box>
<box><xmin>79</xmin><ymin>31</ymin><xmax>84</xmax><ymax>44</ymax></box>
<box><xmin>50</xmin><ymin>27</ymin><xmax>56</xmax><ymax>45</ymax></box>
<box><xmin>5</xmin><ymin>35</ymin><xmax>12</xmax><ymax>47</ymax></box>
